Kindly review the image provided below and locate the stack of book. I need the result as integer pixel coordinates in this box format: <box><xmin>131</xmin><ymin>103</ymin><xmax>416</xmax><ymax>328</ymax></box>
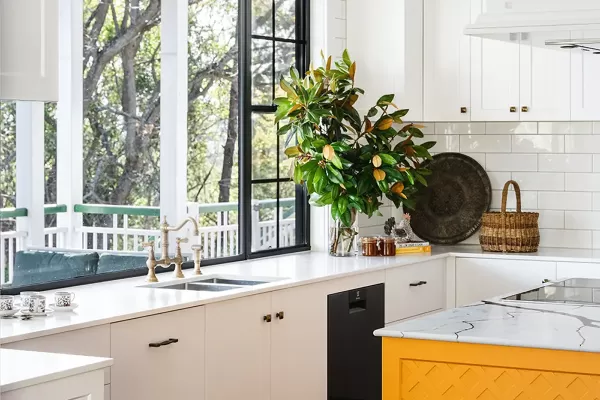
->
<box><xmin>396</xmin><ymin>241</ymin><xmax>431</xmax><ymax>255</ymax></box>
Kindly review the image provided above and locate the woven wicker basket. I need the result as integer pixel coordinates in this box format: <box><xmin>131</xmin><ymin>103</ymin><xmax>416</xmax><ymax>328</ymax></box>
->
<box><xmin>480</xmin><ymin>180</ymin><xmax>540</xmax><ymax>253</ymax></box>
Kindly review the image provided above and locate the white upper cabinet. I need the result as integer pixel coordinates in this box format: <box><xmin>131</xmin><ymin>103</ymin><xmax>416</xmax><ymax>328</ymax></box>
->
<box><xmin>571</xmin><ymin>30</ymin><xmax>600</xmax><ymax>120</ymax></box>
<box><xmin>346</xmin><ymin>0</ymin><xmax>423</xmax><ymax>121</ymax></box>
<box><xmin>424</xmin><ymin>0</ymin><xmax>472</xmax><ymax>121</ymax></box>
<box><xmin>519</xmin><ymin>31</ymin><xmax>571</xmax><ymax>121</ymax></box>
<box><xmin>471</xmin><ymin>32</ymin><xmax>521</xmax><ymax>121</ymax></box>
<box><xmin>0</xmin><ymin>0</ymin><xmax>59</xmax><ymax>101</ymax></box>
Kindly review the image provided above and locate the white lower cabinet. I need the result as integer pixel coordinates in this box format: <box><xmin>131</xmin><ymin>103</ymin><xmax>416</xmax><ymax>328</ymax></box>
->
<box><xmin>3</xmin><ymin>370</ymin><xmax>105</xmax><ymax>400</ymax></box>
<box><xmin>110</xmin><ymin>307</ymin><xmax>205</xmax><ymax>400</ymax></box>
<box><xmin>385</xmin><ymin>259</ymin><xmax>445</xmax><ymax>324</ymax></box>
<box><xmin>557</xmin><ymin>262</ymin><xmax>600</xmax><ymax>279</ymax></box>
<box><xmin>455</xmin><ymin>258</ymin><xmax>557</xmax><ymax>306</ymax></box>
<box><xmin>205</xmin><ymin>293</ymin><xmax>272</xmax><ymax>400</ymax></box>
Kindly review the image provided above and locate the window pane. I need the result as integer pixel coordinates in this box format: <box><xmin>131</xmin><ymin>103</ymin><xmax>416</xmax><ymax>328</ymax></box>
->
<box><xmin>252</xmin><ymin>0</ymin><xmax>272</xmax><ymax>37</ymax></box>
<box><xmin>252</xmin><ymin>39</ymin><xmax>274</xmax><ymax>105</ymax></box>
<box><xmin>82</xmin><ymin>0</ymin><xmax>162</xmax><ymax>253</ymax></box>
<box><xmin>275</xmin><ymin>42</ymin><xmax>296</xmax><ymax>98</ymax></box>
<box><xmin>188</xmin><ymin>0</ymin><xmax>240</xmax><ymax>260</ymax></box>
<box><xmin>251</xmin><ymin>183</ymin><xmax>278</xmax><ymax>251</ymax></box>
<box><xmin>278</xmin><ymin>128</ymin><xmax>293</xmax><ymax>179</ymax></box>
<box><xmin>252</xmin><ymin>113</ymin><xmax>278</xmax><ymax>180</ymax></box>
<box><xmin>0</xmin><ymin>101</ymin><xmax>16</xmax><ymax>210</ymax></box>
<box><xmin>275</xmin><ymin>0</ymin><xmax>296</xmax><ymax>39</ymax></box>
<box><xmin>278</xmin><ymin>181</ymin><xmax>298</xmax><ymax>248</ymax></box>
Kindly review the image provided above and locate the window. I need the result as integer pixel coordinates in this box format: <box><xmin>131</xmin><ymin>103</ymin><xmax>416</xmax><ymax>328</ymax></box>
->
<box><xmin>0</xmin><ymin>0</ymin><xmax>309</xmax><ymax>292</ymax></box>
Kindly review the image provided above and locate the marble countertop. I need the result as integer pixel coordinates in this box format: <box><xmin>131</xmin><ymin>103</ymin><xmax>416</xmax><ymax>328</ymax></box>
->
<box><xmin>375</xmin><ymin>298</ymin><xmax>600</xmax><ymax>353</ymax></box>
<box><xmin>2</xmin><ymin>245</ymin><xmax>599</xmax><ymax>345</ymax></box>
<box><xmin>0</xmin><ymin>349</ymin><xmax>112</xmax><ymax>393</ymax></box>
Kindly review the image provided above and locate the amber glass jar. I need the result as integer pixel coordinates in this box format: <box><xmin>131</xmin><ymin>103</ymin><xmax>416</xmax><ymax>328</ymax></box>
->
<box><xmin>361</xmin><ymin>237</ymin><xmax>379</xmax><ymax>256</ymax></box>
<box><xmin>381</xmin><ymin>236</ymin><xmax>396</xmax><ymax>256</ymax></box>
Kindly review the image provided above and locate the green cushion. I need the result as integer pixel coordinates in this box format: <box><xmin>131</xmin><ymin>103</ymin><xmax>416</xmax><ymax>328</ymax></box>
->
<box><xmin>12</xmin><ymin>250</ymin><xmax>99</xmax><ymax>287</ymax></box>
<box><xmin>97</xmin><ymin>253</ymin><xmax>147</xmax><ymax>274</ymax></box>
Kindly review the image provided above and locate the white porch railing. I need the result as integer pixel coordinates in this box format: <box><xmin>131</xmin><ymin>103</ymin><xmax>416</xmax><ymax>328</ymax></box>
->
<box><xmin>0</xmin><ymin>230</ymin><xmax>26</xmax><ymax>285</ymax></box>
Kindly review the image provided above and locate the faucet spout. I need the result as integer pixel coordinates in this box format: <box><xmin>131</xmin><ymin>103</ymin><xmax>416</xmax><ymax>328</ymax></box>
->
<box><xmin>167</xmin><ymin>216</ymin><xmax>200</xmax><ymax>236</ymax></box>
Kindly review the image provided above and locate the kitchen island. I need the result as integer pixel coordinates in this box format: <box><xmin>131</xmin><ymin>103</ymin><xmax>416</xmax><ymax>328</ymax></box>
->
<box><xmin>375</xmin><ymin>281</ymin><xmax>600</xmax><ymax>399</ymax></box>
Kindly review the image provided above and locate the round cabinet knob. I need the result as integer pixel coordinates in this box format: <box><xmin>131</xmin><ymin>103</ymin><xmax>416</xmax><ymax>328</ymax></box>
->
<box><xmin>460</xmin><ymin>107</ymin><xmax>467</xmax><ymax>114</ymax></box>
<box><xmin>276</xmin><ymin>311</ymin><xmax>285</xmax><ymax>320</ymax></box>
<box><xmin>510</xmin><ymin>106</ymin><xmax>517</xmax><ymax>113</ymax></box>
<box><xmin>263</xmin><ymin>314</ymin><xmax>272</xmax><ymax>323</ymax></box>
<box><xmin>521</xmin><ymin>106</ymin><xmax>529</xmax><ymax>112</ymax></box>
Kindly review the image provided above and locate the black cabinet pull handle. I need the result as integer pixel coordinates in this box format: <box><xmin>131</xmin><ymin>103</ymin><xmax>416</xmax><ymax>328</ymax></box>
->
<box><xmin>149</xmin><ymin>338</ymin><xmax>179</xmax><ymax>348</ymax></box>
<box><xmin>264</xmin><ymin>314</ymin><xmax>272</xmax><ymax>323</ymax></box>
<box><xmin>276</xmin><ymin>311</ymin><xmax>284</xmax><ymax>320</ymax></box>
<box><xmin>409</xmin><ymin>281</ymin><xmax>428</xmax><ymax>287</ymax></box>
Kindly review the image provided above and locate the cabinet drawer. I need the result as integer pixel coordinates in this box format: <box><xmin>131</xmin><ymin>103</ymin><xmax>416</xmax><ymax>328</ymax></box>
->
<box><xmin>557</xmin><ymin>262</ymin><xmax>600</xmax><ymax>279</ymax></box>
<box><xmin>3</xmin><ymin>325</ymin><xmax>111</xmax><ymax>384</ymax></box>
<box><xmin>385</xmin><ymin>259</ymin><xmax>445</xmax><ymax>323</ymax></box>
<box><xmin>110</xmin><ymin>306</ymin><xmax>205</xmax><ymax>400</ymax></box>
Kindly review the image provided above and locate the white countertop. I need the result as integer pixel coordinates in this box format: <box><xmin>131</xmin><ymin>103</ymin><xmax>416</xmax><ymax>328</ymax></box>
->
<box><xmin>1</xmin><ymin>245</ymin><xmax>600</xmax><ymax>345</ymax></box>
<box><xmin>375</xmin><ymin>296</ymin><xmax>600</xmax><ymax>353</ymax></box>
<box><xmin>0</xmin><ymin>349</ymin><xmax>112</xmax><ymax>393</ymax></box>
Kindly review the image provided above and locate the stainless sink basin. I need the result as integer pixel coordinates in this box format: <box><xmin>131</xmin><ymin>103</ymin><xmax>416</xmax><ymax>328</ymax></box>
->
<box><xmin>194</xmin><ymin>278</ymin><xmax>268</xmax><ymax>286</ymax></box>
<box><xmin>158</xmin><ymin>282</ymin><xmax>241</xmax><ymax>292</ymax></box>
<box><xmin>138</xmin><ymin>274</ymin><xmax>286</xmax><ymax>292</ymax></box>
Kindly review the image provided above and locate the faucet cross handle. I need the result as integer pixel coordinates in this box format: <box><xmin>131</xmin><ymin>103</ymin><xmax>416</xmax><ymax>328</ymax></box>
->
<box><xmin>175</xmin><ymin>237</ymin><xmax>189</xmax><ymax>245</ymax></box>
<box><xmin>142</xmin><ymin>241</ymin><xmax>155</xmax><ymax>249</ymax></box>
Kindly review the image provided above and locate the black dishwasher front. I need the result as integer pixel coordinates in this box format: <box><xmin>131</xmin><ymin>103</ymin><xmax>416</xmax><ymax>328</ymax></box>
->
<box><xmin>327</xmin><ymin>283</ymin><xmax>384</xmax><ymax>400</ymax></box>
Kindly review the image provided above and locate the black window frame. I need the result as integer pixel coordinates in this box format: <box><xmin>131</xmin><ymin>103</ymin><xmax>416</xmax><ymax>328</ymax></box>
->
<box><xmin>1</xmin><ymin>0</ymin><xmax>311</xmax><ymax>295</ymax></box>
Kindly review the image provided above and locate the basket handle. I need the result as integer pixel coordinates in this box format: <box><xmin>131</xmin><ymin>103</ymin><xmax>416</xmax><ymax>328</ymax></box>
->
<box><xmin>501</xmin><ymin>180</ymin><xmax>521</xmax><ymax>213</ymax></box>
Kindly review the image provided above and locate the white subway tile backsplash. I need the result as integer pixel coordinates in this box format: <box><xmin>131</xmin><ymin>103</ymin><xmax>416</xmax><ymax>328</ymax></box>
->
<box><xmin>565</xmin><ymin>135</ymin><xmax>600</xmax><ymax>154</ymax></box>
<box><xmin>486</xmin><ymin>122</ymin><xmax>537</xmax><ymax>135</ymax></box>
<box><xmin>565</xmin><ymin>173</ymin><xmax>600</xmax><ymax>192</ymax></box>
<box><xmin>491</xmin><ymin>190</ymin><xmax>537</xmax><ymax>210</ymax></box>
<box><xmin>357</xmin><ymin>115</ymin><xmax>600</xmax><ymax>250</ymax></box>
<box><xmin>538</xmin><ymin>154</ymin><xmax>593</xmax><ymax>172</ymax></box>
<box><xmin>538</xmin><ymin>192</ymin><xmax>592</xmax><ymax>211</ymax></box>
<box><xmin>331</xmin><ymin>17</ymin><xmax>346</xmax><ymax>38</ymax></box>
<box><xmin>539</xmin><ymin>121</ymin><xmax>592</xmax><ymax>135</ymax></box>
<box><xmin>537</xmin><ymin>210</ymin><xmax>565</xmax><ymax>229</ymax></box>
<box><xmin>594</xmin><ymin>193</ymin><xmax>600</xmax><ymax>211</ymax></box>
<box><xmin>539</xmin><ymin>229</ymin><xmax>592</xmax><ymax>249</ymax></box>
<box><xmin>487</xmin><ymin>172</ymin><xmax>512</xmax><ymax>190</ymax></box>
<box><xmin>334</xmin><ymin>0</ymin><xmax>346</xmax><ymax>20</ymax></box>
<box><xmin>512</xmin><ymin>135</ymin><xmax>564</xmax><ymax>153</ymax></box>
<box><xmin>420</xmin><ymin>135</ymin><xmax>459</xmax><ymax>153</ymax></box>
<box><xmin>511</xmin><ymin>172</ymin><xmax>564</xmax><ymax>191</ymax></box>
<box><xmin>435</xmin><ymin>122</ymin><xmax>485</xmax><ymax>135</ymax></box>
<box><xmin>486</xmin><ymin>154</ymin><xmax>538</xmax><ymax>172</ymax></box>
<box><xmin>565</xmin><ymin>211</ymin><xmax>600</xmax><ymax>230</ymax></box>
<box><xmin>460</xmin><ymin>135</ymin><xmax>511</xmax><ymax>153</ymax></box>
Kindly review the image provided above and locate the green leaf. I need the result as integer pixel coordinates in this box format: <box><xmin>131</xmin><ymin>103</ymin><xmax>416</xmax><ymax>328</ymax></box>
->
<box><xmin>412</xmin><ymin>145</ymin><xmax>433</xmax><ymax>160</ymax></box>
<box><xmin>289</xmin><ymin>66</ymin><xmax>301</xmax><ymax>83</ymax></box>
<box><xmin>284</xmin><ymin>146</ymin><xmax>300</xmax><ymax>158</ymax></box>
<box><xmin>280</xmin><ymin>78</ymin><xmax>296</xmax><ymax>98</ymax></box>
<box><xmin>330</xmin><ymin>199</ymin><xmax>339</xmax><ymax>220</ymax></box>
<box><xmin>342</xmin><ymin>49</ymin><xmax>352</xmax><ymax>67</ymax></box>
<box><xmin>367</xmin><ymin>107</ymin><xmax>378</xmax><ymax>118</ymax></box>
<box><xmin>415</xmin><ymin>172</ymin><xmax>428</xmax><ymax>187</ymax></box>
<box><xmin>331</xmin><ymin>154</ymin><xmax>343</xmax><ymax>169</ymax></box>
<box><xmin>331</xmin><ymin>185</ymin><xmax>340</xmax><ymax>200</ymax></box>
<box><xmin>376</xmin><ymin>94</ymin><xmax>395</xmax><ymax>107</ymax></box>
<box><xmin>331</xmin><ymin>141</ymin><xmax>351</xmax><ymax>152</ymax></box>
<box><xmin>340</xmin><ymin>209</ymin><xmax>352</xmax><ymax>227</ymax></box>
<box><xmin>404</xmin><ymin>170</ymin><xmax>415</xmax><ymax>185</ymax></box>
<box><xmin>300</xmin><ymin>159</ymin><xmax>318</xmax><ymax>173</ymax></box>
<box><xmin>408</xmin><ymin>126</ymin><xmax>424</xmax><ymax>138</ymax></box>
<box><xmin>326</xmin><ymin>164</ymin><xmax>344</xmax><ymax>184</ymax></box>
<box><xmin>293</xmin><ymin>166</ymin><xmax>303</xmax><ymax>184</ymax></box>
<box><xmin>378</xmin><ymin>153</ymin><xmax>397</xmax><ymax>165</ymax></box>
<box><xmin>381</xmin><ymin>166</ymin><xmax>402</xmax><ymax>181</ymax></box>
<box><xmin>338</xmin><ymin>196</ymin><xmax>349</xmax><ymax>215</ymax></box>
<box><xmin>390</xmin><ymin>109</ymin><xmax>409</xmax><ymax>119</ymax></box>
<box><xmin>313</xmin><ymin>167</ymin><xmax>326</xmax><ymax>192</ymax></box>
<box><xmin>309</xmin><ymin>192</ymin><xmax>333</xmax><ymax>207</ymax></box>
<box><xmin>420</xmin><ymin>141</ymin><xmax>437</xmax><ymax>150</ymax></box>
<box><xmin>377</xmin><ymin>179</ymin><xmax>389</xmax><ymax>193</ymax></box>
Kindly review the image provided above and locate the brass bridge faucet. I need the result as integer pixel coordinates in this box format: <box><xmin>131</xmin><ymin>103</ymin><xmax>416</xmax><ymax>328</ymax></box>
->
<box><xmin>142</xmin><ymin>216</ymin><xmax>202</xmax><ymax>282</ymax></box>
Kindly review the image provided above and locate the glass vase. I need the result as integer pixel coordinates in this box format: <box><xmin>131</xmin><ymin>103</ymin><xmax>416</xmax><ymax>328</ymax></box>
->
<box><xmin>329</xmin><ymin>213</ymin><xmax>359</xmax><ymax>257</ymax></box>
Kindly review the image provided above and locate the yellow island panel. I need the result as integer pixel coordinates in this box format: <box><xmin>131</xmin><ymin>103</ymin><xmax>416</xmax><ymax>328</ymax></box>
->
<box><xmin>383</xmin><ymin>337</ymin><xmax>600</xmax><ymax>400</ymax></box>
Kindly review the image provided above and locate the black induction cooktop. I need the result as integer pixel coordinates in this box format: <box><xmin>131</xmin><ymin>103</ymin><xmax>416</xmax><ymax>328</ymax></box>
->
<box><xmin>503</xmin><ymin>278</ymin><xmax>600</xmax><ymax>305</ymax></box>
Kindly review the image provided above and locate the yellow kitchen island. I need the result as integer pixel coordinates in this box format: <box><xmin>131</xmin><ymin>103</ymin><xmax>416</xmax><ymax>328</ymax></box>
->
<box><xmin>375</xmin><ymin>298</ymin><xmax>600</xmax><ymax>399</ymax></box>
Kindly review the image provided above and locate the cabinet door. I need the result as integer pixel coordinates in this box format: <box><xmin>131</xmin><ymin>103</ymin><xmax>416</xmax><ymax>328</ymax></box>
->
<box><xmin>0</xmin><ymin>0</ymin><xmax>58</xmax><ymax>101</ymax></box>
<box><xmin>424</xmin><ymin>0</ymin><xmax>471</xmax><ymax>121</ymax></box>
<box><xmin>347</xmin><ymin>0</ymin><xmax>423</xmax><ymax>120</ymax></box>
<box><xmin>385</xmin><ymin>259</ymin><xmax>445</xmax><ymax>324</ymax></box>
<box><xmin>471</xmin><ymin>31</ymin><xmax>520</xmax><ymax>121</ymax></box>
<box><xmin>110</xmin><ymin>307</ymin><xmax>205</xmax><ymax>400</ymax></box>
<box><xmin>270</xmin><ymin>283</ymin><xmax>328</xmax><ymax>400</ymax></box>
<box><xmin>455</xmin><ymin>258</ymin><xmax>556</xmax><ymax>306</ymax></box>
<box><xmin>571</xmin><ymin>30</ymin><xmax>600</xmax><ymax>120</ymax></box>
<box><xmin>205</xmin><ymin>293</ymin><xmax>271</xmax><ymax>400</ymax></box>
<box><xmin>519</xmin><ymin>31</ymin><xmax>571</xmax><ymax>121</ymax></box>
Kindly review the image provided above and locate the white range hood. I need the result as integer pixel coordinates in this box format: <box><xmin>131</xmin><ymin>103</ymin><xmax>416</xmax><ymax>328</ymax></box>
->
<box><xmin>465</xmin><ymin>0</ymin><xmax>600</xmax><ymax>52</ymax></box>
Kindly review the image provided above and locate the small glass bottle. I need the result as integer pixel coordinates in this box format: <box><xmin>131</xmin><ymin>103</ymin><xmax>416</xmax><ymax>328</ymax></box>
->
<box><xmin>381</xmin><ymin>236</ymin><xmax>396</xmax><ymax>256</ymax></box>
<box><xmin>361</xmin><ymin>237</ymin><xmax>379</xmax><ymax>256</ymax></box>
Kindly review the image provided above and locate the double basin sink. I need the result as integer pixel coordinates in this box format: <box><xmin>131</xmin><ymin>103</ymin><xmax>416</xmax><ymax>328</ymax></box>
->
<box><xmin>140</xmin><ymin>275</ymin><xmax>284</xmax><ymax>292</ymax></box>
